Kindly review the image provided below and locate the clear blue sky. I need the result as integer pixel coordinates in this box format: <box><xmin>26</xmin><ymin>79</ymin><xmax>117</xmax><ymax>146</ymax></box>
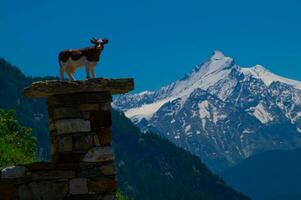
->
<box><xmin>0</xmin><ymin>0</ymin><xmax>300</xmax><ymax>92</ymax></box>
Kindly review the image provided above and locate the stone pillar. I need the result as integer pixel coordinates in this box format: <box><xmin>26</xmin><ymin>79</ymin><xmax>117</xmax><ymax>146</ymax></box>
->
<box><xmin>0</xmin><ymin>78</ymin><xmax>134</xmax><ymax>200</ymax></box>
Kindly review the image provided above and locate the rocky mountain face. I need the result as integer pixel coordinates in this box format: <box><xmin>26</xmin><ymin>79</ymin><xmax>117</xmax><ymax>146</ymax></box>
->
<box><xmin>113</xmin><ymin>51</ymin><xmax>301</xmax><ymax>171</ymax></box>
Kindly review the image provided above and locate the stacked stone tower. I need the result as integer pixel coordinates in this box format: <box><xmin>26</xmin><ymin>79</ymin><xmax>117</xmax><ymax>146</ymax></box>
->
<box><xmin>0</xmin><ymin>78</ymin><xmax>134</xmax><ymax>200</ymax></box>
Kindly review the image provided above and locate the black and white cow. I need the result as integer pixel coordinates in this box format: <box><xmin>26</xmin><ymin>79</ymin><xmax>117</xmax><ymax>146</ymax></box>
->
<box><xmin>58</xmin><ymin>38</ymin><xmax>109</xmax><ymax>80</ymax></box>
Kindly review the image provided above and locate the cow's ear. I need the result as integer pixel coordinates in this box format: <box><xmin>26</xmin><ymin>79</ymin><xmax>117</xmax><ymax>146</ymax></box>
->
<box><xmin>90</xmin><ymin>38</ymin><xmax>98</xmax><ymax>44</ymax></box>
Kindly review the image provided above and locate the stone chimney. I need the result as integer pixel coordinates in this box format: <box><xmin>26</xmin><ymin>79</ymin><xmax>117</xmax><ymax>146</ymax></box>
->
<box><xmin>0</xmin><ymin>78</ymin><xmax>134</xmax><ymax>200</ymax></box>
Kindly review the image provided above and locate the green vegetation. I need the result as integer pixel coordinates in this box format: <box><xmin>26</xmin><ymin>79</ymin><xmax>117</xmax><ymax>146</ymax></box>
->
<box><xmin>0</xmin><ymin>108</ymin><xmax>36</xmax><ymax>167</ymax></box>
<box><xmin>0</xmin><ymin>58</ymin><xmax>54</xmax><ymax>159</ymax></box>
<box><xmin>116</xmin><ymin>190</ymin><xmax>132</xmax><ymax>200</ymax></box>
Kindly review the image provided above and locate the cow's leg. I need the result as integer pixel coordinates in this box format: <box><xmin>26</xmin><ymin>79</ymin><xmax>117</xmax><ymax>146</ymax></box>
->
<box><xmin>67</xmin><ymin>72</ymin><xmax>75</xmax><ymax>81</ymax></box>
<box><xmin>85</xmin><ymin>64</ymin><xmax>91</xmax><ymax>80</ymax></box>
<box><xmin>91</xmin><ymin>64</ymin><xmax>96</xmax><ymax>79</ymax></box>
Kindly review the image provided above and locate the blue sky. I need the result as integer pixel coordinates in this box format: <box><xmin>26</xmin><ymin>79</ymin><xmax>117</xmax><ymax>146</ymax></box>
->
<box><xmin>0</xmin><ymin>0</ymin><xmax>300</xmax><ymax>92</ymax></box>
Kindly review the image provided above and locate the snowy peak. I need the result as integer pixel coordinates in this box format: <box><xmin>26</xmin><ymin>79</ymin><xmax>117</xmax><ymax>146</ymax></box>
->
<box><xmin>194</xmin><ymin>50</ymin><xmax>235</xmax><ymax>76</ymax></box>
<box><xmin>241</xmin><ymin>65</ymin><xmax>301</xmax><ymax>90</ymax></box>
<box><xmin>114</xmin><ymin>50</ymin><xmax>301</xmax><ymax>171</ymax></box>
<box><xmin>211</xmin><ymin>50</ymin><xmax>226</xmax><ymax>60</ymax></box>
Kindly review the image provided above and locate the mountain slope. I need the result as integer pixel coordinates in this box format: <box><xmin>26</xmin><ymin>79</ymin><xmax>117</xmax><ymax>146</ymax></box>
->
<box><xmin>221</xmin><ymin>148</ymin><xmax>301</xmax><ymax>200</ymax></box>
<box><xmin>114</xmin><ymin>51</ymin><xmax>301</xmax><ymax>171</ymax></box>
<box><xmin>113</xmin><ymin>110</ymin><xmax>249</xmax><ymax>200</ymax></box>
<box><xmin>0</xmin><ymin>58</ymin><xmax>249</xmax><ymax>200</ymax></box>
<box><xmin>0</xmin><ymin>58</ymin><xmax>57</xmax><ymax>158</ymax></box>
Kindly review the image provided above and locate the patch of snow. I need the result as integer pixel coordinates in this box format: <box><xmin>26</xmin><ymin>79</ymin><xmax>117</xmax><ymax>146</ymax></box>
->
<box><xmin>242</xmin><ymin>129</ymin><xmax>254</xmax><ymax>134</ymax></box>
<box><xmin>198</xmin><ymin>101</ymin><xmax>210</xmax><ymax>119</ymax></box>
<box><xmin>241</xmin><ymin>65</ymin><xmax>301</xmax><ymax>90</ymax></box>
<box><xmin>198</xmin><ymin>100</ymin><xmax>226</xmax><ymax>124</ymax></box>
<box><xmin>249</xmin><ymin>102</ymin><xmax>274</xmax><ymax>124</ymax></box>
<box><xmin>185</xmin><ymin>125</ymin><xmax>191</xmax><ymax>133</ymax></box>
<box><xmin>171</xmin><ymin>119</ymin><xmax>176</xmax><ymax>123</ymax></box>
<box><xmin>297</xmin><ymin>127</ymin><xmax>301</xmax><ymax>133</ymax></box>
<box><xmin>124</xmin><ymin>98</ymin><xmax>172</xmax><ymax>122</ymax></box>
<box><xmin>212</xmin><ymin>109</ymin><xmax>227</xmax><ymax>124</ymax></box>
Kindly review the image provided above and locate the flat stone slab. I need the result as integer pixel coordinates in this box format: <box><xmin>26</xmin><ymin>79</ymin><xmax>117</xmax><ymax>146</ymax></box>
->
<box><xmin>23</xmin><ymin>78</ymin><xmax>134</xmax><ymax>98</ymax></box>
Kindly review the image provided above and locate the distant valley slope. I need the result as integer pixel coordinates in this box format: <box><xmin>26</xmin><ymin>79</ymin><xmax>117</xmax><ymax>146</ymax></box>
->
<box><xmin>114</xmin><ymin>51</ymin><xmax>301</xmax><ymax>171</ymax></box>
<box><xmin>221</xmin><ymin>148</ymin><xmax>301</xmax><ymax>200</ymax></box>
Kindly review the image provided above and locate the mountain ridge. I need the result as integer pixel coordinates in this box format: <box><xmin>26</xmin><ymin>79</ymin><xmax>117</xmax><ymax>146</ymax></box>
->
<box><xmin>114</xmin><ymin>50</ymin><xmax>301</xmax><ymax>171</ymax></box>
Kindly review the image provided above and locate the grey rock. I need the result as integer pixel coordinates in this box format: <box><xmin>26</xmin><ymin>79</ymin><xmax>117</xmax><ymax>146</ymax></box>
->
<box><xmin>82</xmin><ymin>147</ymin><xmax>114</xmax><ymax>162</ymax></box>
<box><xmin>55</xmin><ymin>119</ymin><xmax>91</xmax><ymax>134</ymax></box>
<box><xmin>29</xmin><ymin>181</ymin><xmax>68</xmax><ymax>200</ymax></box>
<box><xmin>23</xmin><ymin>78</ymin><xmax>134</xmax><ymax>98</ymax></box>
<box><xmin>69</xmin><ymin>178</ymin><xmax>88</xmax><ymax>195</ymax></box>
<box><xmin>1</xmin><ymin>166</ymin><xmax>28</xmax><ymax>179</ymax></box>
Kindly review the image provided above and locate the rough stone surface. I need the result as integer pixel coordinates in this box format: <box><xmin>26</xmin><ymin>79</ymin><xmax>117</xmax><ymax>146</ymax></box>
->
<box><xmin>69</xmin><ymin>178</ymin><xmax>89</xmax><ymax>195</ymax></box>
<box><xmin>103</xmin><ymin>194</ymin><xmax>116</xmax><ymax>200</ymax></box>
<box><xmin>58</xmin><ymin>136</ymin><xmax>73</xmax><ymax>152</ymax></box>
<box><xmin>0</xmin><ymin>77</ymin><xmax>133</xmax><ymax>199</ymax></box>
<box><xmin>100</xmin><ymin>163</ymin><xmax>116</xmax><ymax>176</ymax></box>
<box><xmin>23</xmin><ymin>78</ymin><xmax>134</xmax><ymax>98</ymax></box>
<box><xmin>73</xmin><ymin>135</ymin><xmax>94</xmax><ymax>151</ymax></box>
<box><xmin>53</xmin><ymin>107</ymin><xmax>81</xmax><ymax>120</ymax></box>
<box><xmin>1</xmin><ymin>166</ymin><xmax>28</xmax><ymax>179</ymax></box>
<box><xmin>54</xmin><ymin>119</ymin><xmax>91</xmax><ymax>134</ymax></box>
<box><xmin>79</xmin><ymin>103</ymin><xmax>100</xmax><ymax>111</ymax></box>
<box><xmin>87</xmin><ymin>179</ymin><xmax>117</xmax><ymax>193</ymax></box>
<box><xmin>30</xmin><ymin>170</ymin><xmax>75</xmax><ymax>180</ymax></box>
<box><xmin>18</xmin><ymin>184</ymin><xmax>33</xmax><ymax>199</ymax></box>
<box><xmin>82</xmin><ymin>147</ymin><xmax>114</xmax><ymax>162</ymax></box>
<box><xmin>29</xmin><ymin>181</ymin><xmax>68</xmax><ymax>200</ymax></box>
<box><xmin>0</xmin><ymin>181</ymin><xmax>17</xmax><ymax>199</ymax></box>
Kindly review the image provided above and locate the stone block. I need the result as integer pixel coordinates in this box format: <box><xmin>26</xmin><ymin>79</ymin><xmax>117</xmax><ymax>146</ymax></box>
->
<box><xmin>82</xmin><ymin>147</ymin><xmax>114</xmax><ymax>162</ymax></box>
<box><xmin>87</xmin><ymin>179</ymin><xmax>117</xmax><ymax>193</ymax></box>
<box><xmin>23</xmin><ymin>78</ymin><xmax>134</xmax><ymax>98</ymax></box>
<box><xmin>18</xmin><ymin>184</ymin><xmax>33</xmax><ymax>199</ymax></box>
<box><xmin>97</xmin><ymin>129</ymin><xmax>112</xmax><ymax>145</ymax></box>
<box><xmin>103</xmin><ymin>194</ymin><xmax>116</xmax><ymax>200</ymax></box>
<box><xmin>69</xmin><ymin>178</ymin><xmax>88</xmax><ymax>195</ymax></box>
<box><xmin>90</xmin><ymin>111</ymin><xmax>112</xmax><ymax>131</ymax></box>
<box><xmin>79</xmin><ymin>163</ymin><xmax>99</xmax><ymax>178</ymax></box>
<box><xmin>55</xmin><ymin>119</ymin><xmax>91</xmax><ymax>134</ymax></box>
<box><xmin>25</xmin><ymin>162</ymin><xmax>54</xmax><ymax>171</ymax></box>
<box><xmin>0</xmin><ymin>181</ymin><xmax>17</xmax><ymax>199</ymax></box>
<box><xmin>29</xmin><ymin>181</ymin><xmax>68</xmax><ymax>200</ymax></box>
<box><xmin>54</xmin><ymin>152</ymin><xmax>86</xmax><ymax>163</ymax></box>
<box><xmin>1</xmin><ymin>166</ymin><xmax>28</xmax><ymax>179</ymax></box>
<box><xmin>53</xmin><ymin>107</ymin><xmax>81</xmax><ymax>120</ymax></box>
<box><xmin>79</xmin><ymin>103</ymin><xmax>99</xmax><ymax>111</ymax></box>
<box><xmin>73</xmin><ymin>135</ymin><xmax>94</xmax><ymax>151</ymax></box>
<box><xmin>100</xmin><ymin>163</ymin><xmax>116</xmax><ymax>176</ymax></box>
<box><xmin>93</xmin><ymin>135</ymin><xmax>100</xmax><ymax>146</ymax></box>
<box><xmin>30</xmin><ymin>170</ymin><xmax>75</xmax><ymax>180</ymax></box>
<box><xmin>100</xmin><ymin>102</ymin><xmax>111</xmax><ymax>111</ymax></box>
<box><xmin>58</xmin><ymin>136</ymin><xmax>73</xmax><ymax>152</ymax></box>
<box><xmin>65</xmin><ymin>194</ymin><xmax>102</xmax><ymax>199</ymax></box>
<box><xmin>82</xmin><ymin>112</ymin><xmax>91</xmax><ymax>120</ymax></box>
<box><xmin>47</xmin><ymin>92</ymin><xmax>112</xmax><ymax>106</ymax></box>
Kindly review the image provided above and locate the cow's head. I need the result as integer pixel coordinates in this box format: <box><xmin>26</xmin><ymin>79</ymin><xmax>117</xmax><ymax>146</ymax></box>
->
<box><xmin>90</xmin><ymin>37</ymin><xmax>109</xmax><ymax>48</ymax></box>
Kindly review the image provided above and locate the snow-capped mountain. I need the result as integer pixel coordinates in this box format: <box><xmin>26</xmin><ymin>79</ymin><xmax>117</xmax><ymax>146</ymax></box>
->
<box><xmin>113</xmin><ymin>50</ymin><xmax>301</xmax><ymax>172</ymax></box>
